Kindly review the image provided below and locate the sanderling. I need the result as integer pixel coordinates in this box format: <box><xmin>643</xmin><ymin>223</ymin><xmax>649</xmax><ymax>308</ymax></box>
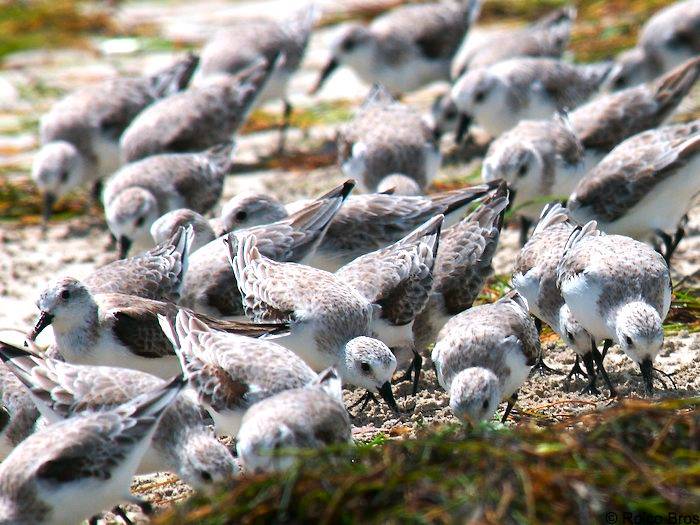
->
<box><xmin>0</xmin><ymin>363</ymin><xmax>38</xmax><ymax>459</ymax></box>
<box><xmin>312</xmin><ymin>0</ymin><xmax>481</xmax><ymax>95</ymax></box>
<box><xmin>120</xmin><ymin>57</ymin><xmax>276</xmax><ymax>162</ymax></box>
<box><xmin>195</xmin><ymin>6</ymin><xmax>317</xmax><ymax>150</ymax></box>
<box><xmin>216</xmin><ymin>191</ymin><xmax>291</xmax><ymax>233</ymax></box>
<box><xmin>413</xmin><ymin>184</ymin><xmax>508</xmax><ymax>352</ymax></box>
<box><xmin>482</xmin><ymin>113</ymin><xmax>584</xmax><ymax>244</ymax></box>
<box><xmin>310</xmin><ymin>183</ymin><xmax>496</xmax><ymax>271</ymax></box>
<box><xmin>229</xmin><ymin>234</ymin><xmax>399</xmax><ymax>411</ymax></box>
<box><xmin>571</xmin><ymin>56</ymin><xmax>700</xmax><ymax>163</ymax></box>
<box><xmin>451</xmin><ymin>6</ymin><xmax>576</xmax><ymax>79</ymax></box>
<box><xmin>512</xmin><ymin>203</ymin><xmax>603</xmax><ymax>390</ymax></box>
<box><xmin>557</xmin><ymin>223</ymin><xmax>672</xmax><ymax>395</ymax></box>
<box><xmin>336</xmin><ymin>215</ymin><xmax>443</xmax><ymax>393</ymax></box>
<box><xmin>336</xmin><ymin>84</ymin><xmax>441</xmax><ymax>192</ymax></box>
<box><xmin>180</xmin><ymin>181</ymin><xmax>353</xmax><ymax>317</ymax></box>
<box><xmin>0</xmin><ymin>341</ymin><xmax>237</xmax><ymax>491</ymax></box>
<box><xmin>27</xmin><ymin>277</ymin><xmax>289</xmax><ymax>378</ymax></box>
<box><xmin>236</xmin><ymin>368</ymin><xmax>351</xmax><ymax>474</ymax></box>
<box><xmin>605</xmin><ymin>0</ymin><xmax>700</xmax><ymax>90</ymax></box>
<box><xmin>568</xmin><ymin>121</ymin><xmax>700</xmax><ymax>264</ymax></box>
<box><xmin>432</xmin><ymin>291</ymin><xmax>540</xmax><ymax>423</ymax></box>
<box><xmin>103</xmin><ymin>143</ymin><xmax>232</xmax><ymax>257</ymax></box>
<box><xmin>151</xmin><ymin>209</ymin><xmax>216</xmax><ymax>254</ymax></box>
<box><xmin>83</xmin><ymin>226</ymin><xmax>192</xmax><ymax>302</ymax></box>
<box><xmin>376</xmin><ymin>174</ymin><xmax>424</xmax><ymax>196</ymax></box>
<box><xmin>211</xmin><ymin>184</ymin><xmax>495</xmax><ymax>270</ymax></box>
<box><xmin>0</xmin><ymin>373</ymin><xmax>184</xmax><ymax>525</ymax></box>
<box><xmin>451</xmin><ymin>57</ymin><xmax>612</xmax><ymax>139</ymax></box>
<box><xmin>159</xmin><ymin>309</ymin><xmax>316</xmax><ymax>437</ymax></box>
<box><xmin>32</xmin><ymin>53</ymin><xmax>198</xmax><ymax>223</ymax></box>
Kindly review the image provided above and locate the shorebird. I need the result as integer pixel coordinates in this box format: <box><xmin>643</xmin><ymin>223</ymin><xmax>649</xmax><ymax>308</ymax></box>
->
<box><xmin>512</xmin><ymin>204</ymin><xmax>609</xmax><ymax>393</ymax></box>
<box><xmin>375</xmin><ymin>174</ymin><xmax>423</xmax><ymax>196</ymax></box>
<box><xmin>236</xmin><ymin>368</ymin><xmax>351</xmax><ymax>473</ymax></box>
<box><xmin>230</xmin><ymin>234</ymin><xmax>399</xmax><ymax>412</ymax></box>
<box><xmin>413</xmin><ymin>184</ymin><xmax>508</xmax><ymax>352</ymax></box>
<box><xmin>27</xmin><ymin>277</ymin><xmax>288</xmax><ymax>378</ymax></box>
<box><xmin>32</xmin><ymin>53</ymin><xmax>198</xmax><ymax>222</ymax></box>
<box><xmin>0</xmin><ymin>342</ymin><xmax>237</xmax><ymax>491</ymax></box>
<box><xmin>151</xmin><ymin>209</ymin><xmax>216</xmax><ymax>253</ymax></box>
<box><xmin>336</xmin><ymin>84</ymin><xmax>441</xmax><ymax>192</ymax></box>
<box><xmin>0</xmin><ymin>363</ymin><xmax>38</xmax><ymax>460</ymax></box>
<box><xmin>159</xmin><ymin>309</ymin><xmax>316</xmax><ymax>437</ymax></box>
<box><xmin>451</xmin><ymin>57</ymin><xmax>612</xmax><ymax>139</ymax></box>
<box><xmin>120</xmin><ymin>57</ymin><xmax>276</xmax><ymax>162</ymax></box>
<box><xmin>336</xmin><ymin>215</ymin><xmax>443</xmax><ymax>393</ymax></box>
<box><xmin>568</xmin><ymin>121</ymin><xmax>700</xmax><ymax>264</ymax></box>
<box><xmin>481</xmin><ymin>113</ymin><xmax>584</xmax><ymax>245</ymax></box>
<box><xmin>179</xmin><ymin>181</ymin><xmax>353</xmax><ymax>317</ymax></box>
<box><xmin>570</xmin><ymin>56</ymin><xmax>700</xmax><ymax>165</ymax></box>
<box><xmin>557</xmin><ymin>223</ymin><xmax>672</xmax><ymax>395</ymax></box>
<box><xmin>451</xmin><ymin>5</ymin><xmax>576</xmax><ymax>78</ymax></box>
<box><xmin>312</xmin><ymin>0</ymin><xmax>481</xmax><ymax>96</ymax></box>
<box><xmin>194</xmin><ymin>5</ymin><xmax>318</xmax><ymax>151</ymax></box>
<box><xmin>605</xmin><ymin>0</ymin><xmax>700</xmax><ymax>90</ymax></box>
<box><xmin>103</xmin><ymin>143</ymin><xmax>232</xmax><ymax>257</ymax></box>
<box><xmin>432</xmin><ymin>291</ymin><xmax>540</xmax><ymax>423</ymax></box>
<box><xmin>0</xmin><ymin>374</ymin><xmax>184</xmax><ymax>525</ymax></box>
<box><xmin>83</xmin><ymin>226</ymin><xmax>192</xmax><ymax>302</ymax></box>
<box><xmin>214</xmin><ymin>184</ymin><xmax>495</xmax><ymax>269</ymax></box>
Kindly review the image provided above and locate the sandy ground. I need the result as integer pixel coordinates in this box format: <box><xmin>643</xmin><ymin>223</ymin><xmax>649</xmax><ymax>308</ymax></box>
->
<box><xmin>1</xmin><ymin>1</ymin><xmax>699</xmax><ymax>522</ymax></box>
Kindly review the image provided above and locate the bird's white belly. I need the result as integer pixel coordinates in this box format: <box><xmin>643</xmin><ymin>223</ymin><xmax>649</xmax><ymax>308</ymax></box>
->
<box><xmin>501</xmin><ymin>346</ymin><xmax>531</xmax><ymax>399</ymax></box>
<box><xmin>600</xmin><ymin>157</ymin><xmax>700</xmax><ymax>241</ymax></box>
<box><xmin>559</xmin><ymin>273</ymin><xmax>610</xmax><ymax>341</ymax></box>
<box><xmin>94</xmin><ymin>133</ymin><xmax>122</xmax><ymax>181</ymax></box>
<box><xmin>39</xmin><ymin>431</ymin><xmax>153</xmax><ymax>525</ymax></box>
<box><xmin>209</xmin><ymin>409</ymin><xmax>244</xmax><ymax>438</ymax></box>
<box><xmin>275</xmin><ymin>322</ymin><xmax>333</xmax><ymax>372</ymax></box>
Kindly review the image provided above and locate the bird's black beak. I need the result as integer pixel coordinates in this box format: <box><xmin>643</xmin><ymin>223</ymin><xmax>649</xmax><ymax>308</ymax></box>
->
<box><xmin>310</xmin><ymin>57</ymin><xmax>338</xmax><ymax>94</ymax></box>
<box><xmin>640</xmin><ymin>358</ymin><xmax>654</xmax><ymax>396</ymax></box>
<box><xmin>432</xmin><ymin>125</ymin><xmax>443</xmax><ymax>142</ymax></box>
<box><xmin>28</xmin><ymin>310</ymin><xmax>54</xmax><ymax>341</ymax></box>
<box><xmin>378</xmin><ymin>381</ymin><xmax>399</xmax><ymax>413</ymax></box>
<box><xmin>455</xmin><ymin>113</ymin><xmax>472</xmax><ymax>143</ymax></box>
<box><xmin>118</xmin><ymin>236</ymin><xmax>132</xmax><ymax>259</ymax></box>
<box><xmin>42</xmin><ymin>192</ymin><xmax>56</xmax><ymax>226</ymax></box>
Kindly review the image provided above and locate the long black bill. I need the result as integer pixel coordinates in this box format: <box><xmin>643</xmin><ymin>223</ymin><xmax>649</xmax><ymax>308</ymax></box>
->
<box><xmin>28</xmin><ymin>310</ymin><xmax>54</xmax><ymax>341</ymax></box>
<box><xmin>118</xmin><ymin>236</ymin><xmax>132</xmax><ymax>259</ymax></box>
<box><xmin>310</xmin><ymin>58</ymin><xmax>338</xmax><ymax>94</ymax></box>
<box><xmin>455</xmin><ymin>113</ymin><xmax>472</xmax><ymax>143</ymax></box>
<box><xmin>640</xmin><ymin>358</ymin><xmax>654</xmax><ymax>396</ymax></box>
<box><xmin>378</xmin><ymin>381</ymin><xmax>399</xmax><ymax>413</ymax></box>
<box><xmin>42</xmin><ymin>193</ymin><xmax>56</xmax><ymax>226</ymax></box>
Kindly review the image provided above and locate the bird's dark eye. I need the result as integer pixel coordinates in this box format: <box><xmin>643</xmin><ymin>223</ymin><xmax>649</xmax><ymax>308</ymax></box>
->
<box><xmin>235</xmin><ymin>211</ymin><xmax>247</xmax><ymax>222</ymax></box>
<box><xmin>613</xmin><ymin>76</ymin><xmax>626</xmax><ymax>89</ymax></box>
<box><xmin>474</xmin><ymin>90</ymin><xmax>486</xmax><ymax>103</ymax></box>
<box><xmin>199</xmin><ymin>470</ymin><xmax>212</xmax><ymax>482</ymax></box>
<box><xmin>60</xmin><ymin>290</ymin><xmax>70</xmax><ymax>300</ymax></box>
<box><xmin>59</xmin><ymin>171</ymin><xmax>69</xmax><ymax>183</ymax></box>
<box><xmin>135</xmin><ymin>216</ymin><xmax>145</xmax><ymax>228</ymax></box>
<box><xmin>482</xmin><ymin>399</ymin><xmax>489</xmax><ymax>410</ymax></box>
<box><xmin>341</xmin><ymin>38</ymin><xmax>356</xmax><ymax>52</ymax></box>
<box><xmin>360</xmin><ymin>362</ymin><xmax>371</xmax><ymax>373</ymax></box>
<box><xmin>625</xmin><ymin>336</ymin><xmax>633</xmax><ymax>346</ymax></box>
<box><xmin>444</xmin><ymin>108</ymin><xmax>456</xmax><ymax>120</ymax></box>
<box><xmin>518</xmin><ymin>164</ymin><xmax>528</xmax><ymax>177</ymax></box>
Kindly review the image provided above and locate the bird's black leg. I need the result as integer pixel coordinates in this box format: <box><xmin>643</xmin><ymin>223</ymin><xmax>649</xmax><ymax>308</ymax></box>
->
<box><xmin>564</xmin><ymin>355</ymin><xmax>588</xmax><ymax>390</ymax></box>
<box><xmin>601</xmin><ymin>339</ymin><xmax>612</xmax><ymax>360</ymax></box>
<box><xmin>501</xmin><ymin>391</ymin><xmax>518</xmax><ymax>423</ymax></box>
<box><xmin>534</xmin><ymin>317</ymin><xmax>543</xmax><ymax>334</ymax></box>
<box><xmin>531</xmin><ymin>354</ymin><xmax>562</xmax><ymax>376</ymax></box>
<box><xmin>591</xmin><ymin>343</ymin><xmax>616</xmax><ymax>398</ymax></box>
<box><xmin>112</xmin><ymin>506</ymin><xmax>135</xmax><ymax>525</ymax></box>
<box><xmin>399</xmin><ymin>350</ymin><xmax>423</xmax><ymax>395</ymax></box>
<box><xmin>580</xmin><ymin>346</ymin><xmax>600</xmax><ymax>396</ymax></box>
<box><xmin>277</xmin><ymin>99</ymin><xmax>292</xmax><ymax>154</ymax></box>
<box><xmin>348</xmin><ymin>390</ymin><xmax>376</xmax><ymax>416</ymax></box>
<box><xmin>91</xmin><ymin>179</ymin><xmax>103</xmax><ymax>204</ymax></box>
<box><xmin>519</xmin><ymin>217</ymin><xmax>532</xmax><ymax>247</ymax></box>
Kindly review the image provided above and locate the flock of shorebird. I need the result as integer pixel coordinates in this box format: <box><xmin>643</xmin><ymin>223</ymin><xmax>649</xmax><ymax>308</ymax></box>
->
<box><xmin>1</xmin><ymin>0</ymin><xmax>699</xmax><ymax>523</ymax></box>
